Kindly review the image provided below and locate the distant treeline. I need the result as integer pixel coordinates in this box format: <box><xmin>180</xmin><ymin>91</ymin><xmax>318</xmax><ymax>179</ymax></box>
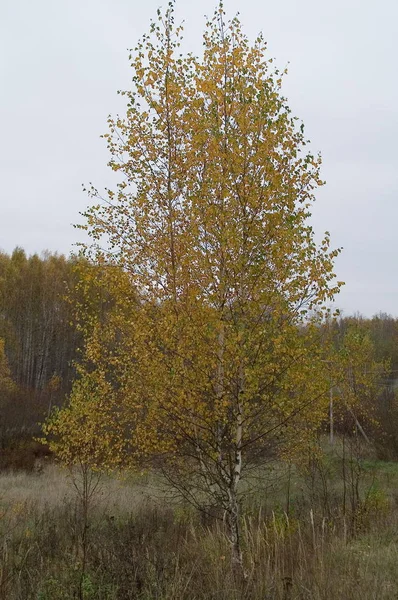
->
<box><xmin>0</xmin><ymin>248</ymin><xmax>82</xmax><ymax>442</ymax></box>
<box><xmin>331</xmin><ymin>313</ymin><xmax>398</xmax><ymax>377</ymax></box>
<box><xmin>0</xmin><ymin>247</ymin><xmax>397</xmax><ymax>454</ymax></box>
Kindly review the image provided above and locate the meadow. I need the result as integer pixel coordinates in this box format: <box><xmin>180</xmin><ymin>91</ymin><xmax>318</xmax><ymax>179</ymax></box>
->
<box><xmin>1</xmin><ymin>439</ymin><xmax>398</xmax><ymax>599</ymax></box>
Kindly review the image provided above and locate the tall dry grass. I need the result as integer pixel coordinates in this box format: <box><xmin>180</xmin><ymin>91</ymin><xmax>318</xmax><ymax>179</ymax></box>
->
<box><xmin>0</xmin><ymin>461</ymin><xmax>397</xmax><ymax>599</ymax></box>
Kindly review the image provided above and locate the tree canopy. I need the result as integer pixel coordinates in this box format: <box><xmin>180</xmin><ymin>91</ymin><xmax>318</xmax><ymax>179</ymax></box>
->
<box><xmin>45</xmin><ymin>2</ymin><xmax>344</xmax><ymax>567</ymax></box>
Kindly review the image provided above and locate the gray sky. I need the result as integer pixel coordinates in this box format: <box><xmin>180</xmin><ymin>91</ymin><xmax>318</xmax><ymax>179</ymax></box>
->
<box><xmin>1</xmin><ymin>0</ymin><xmax>397</xmax><ymax>317</ymax></box>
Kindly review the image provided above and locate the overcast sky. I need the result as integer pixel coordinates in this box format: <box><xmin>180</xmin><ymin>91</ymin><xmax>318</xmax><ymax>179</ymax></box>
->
<box><xmin>1</xmin><ymin>0</ymin><xmax>397</xmax><ymax>317</ymax></box>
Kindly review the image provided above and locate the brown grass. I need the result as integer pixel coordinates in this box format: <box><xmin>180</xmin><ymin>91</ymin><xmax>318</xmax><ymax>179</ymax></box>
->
<box><xmin>0</xmin><ymin>457</ymin><xmax>397</xmax><ymax>599</ymax></box>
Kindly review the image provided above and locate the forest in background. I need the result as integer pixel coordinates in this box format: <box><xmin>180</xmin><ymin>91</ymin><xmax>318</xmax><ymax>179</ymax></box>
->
<box><xmin>0</xmin><ymin>247</ymin><xmax>398</xmax><ymax>466</ymax></box>
<box><xmin>0</xmin><ymin>248</ymin><xmax>81</xmax><ymax>460</ymax></box>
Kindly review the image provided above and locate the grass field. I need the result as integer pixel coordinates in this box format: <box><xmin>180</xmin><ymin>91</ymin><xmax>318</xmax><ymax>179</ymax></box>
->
<box><xmin>1</xmin><ymin>445</ymin><xmax>398</xmax><ymax>599</ymax></box>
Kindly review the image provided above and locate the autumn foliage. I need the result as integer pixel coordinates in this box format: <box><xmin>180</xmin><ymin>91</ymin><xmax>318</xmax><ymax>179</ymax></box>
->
<box><xmin>44</xmin><ymin>2</ymin><xmax>345</xmax><ymax>565</ymax></box>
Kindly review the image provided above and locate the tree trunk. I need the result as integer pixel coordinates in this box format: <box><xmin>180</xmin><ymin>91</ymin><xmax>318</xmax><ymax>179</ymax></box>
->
<box><xmin>227</xmin><ymin>489</ymin><xmax>243</xmax><ymax>572</ymax></box>
<box><xmin>227</xmin><ymin>376</ymin><xmax>244</xmax><ymax>575</ymax></box>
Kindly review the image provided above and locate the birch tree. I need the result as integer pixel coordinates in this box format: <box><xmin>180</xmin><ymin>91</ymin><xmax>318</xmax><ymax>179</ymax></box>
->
<box><xmin>45</xmin><ymin>2</ymin><xmax>342</xmax><ymax>569</ymax></box>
